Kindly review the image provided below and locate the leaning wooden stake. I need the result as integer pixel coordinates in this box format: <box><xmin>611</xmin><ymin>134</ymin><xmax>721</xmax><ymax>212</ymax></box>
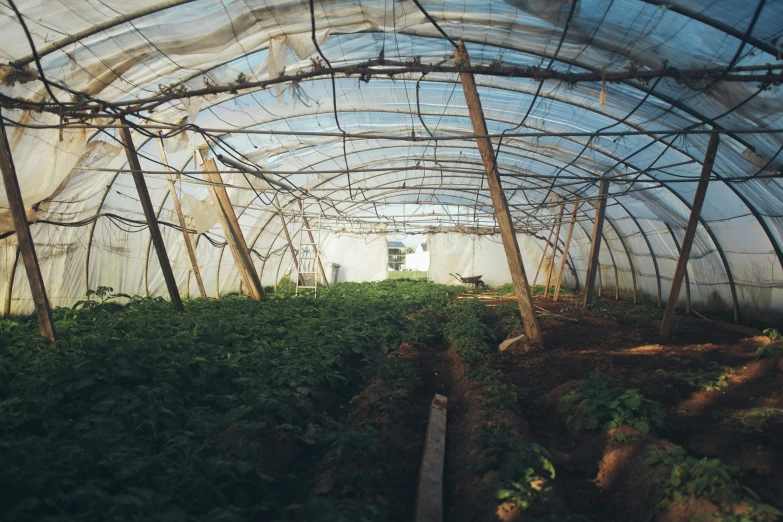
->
<box><xmin>274</xmin><ymin>196</ymin><xmax>303</xmax><ymax>285</ymax></box>
<box><xmin>156</xmin><ymin>137</ymin><xmax>207</xmax><ymax>298</ymax></box>
<box><xmin>455</xmin><ymin>40</ymin><xmax>542</xmax><ymax>344</ymax></box>
<box><xmin>197</xmin><ymin>153</ymin><xmax>263</xmax><ymax>300</ymax></box>
<box><xmin>666</xmin><ymin>223</ymin><xmax>691</xmax><ymax>314</ymax></box>
<box><xmin>0</xmin><ymin>117</ymin><xmax>55</xmax><ymax>340</ymax></box>
<box><xmin>583</xmin><ymin>178</ymin><xmax>609</xmax><ymax>308</ymax></box>
<box><xmin>660</xmin><ymin>130</ymin><xmax>720</xmax><ymax>338</ymax></box>
<box><xmin>544</xmin><ymin>203</ymin><xmax>565</xmax><ymax>298</ymax></box>
<box><xmin>117</xmin><ymin>119</ymin><xmax>184</xmax><ymax>312</ymax></box>
<box><xmin>553</xmin><ymin>201</ymin><xmax>579</xmax><ymax>302</ymax></box>
<box><xmin>532</xmin><ymin>224</ymin><xmax>555</xmax><ymax>288</ymax></box>
<box><xmin>298</xmin><ymin>199</ymin><xmax>329</xmax><ymax>286</ymax></box>
<box><xmin>415</xmin><ymin>394</ymin><xmax>448</xmax><ymax>522</ymax></box>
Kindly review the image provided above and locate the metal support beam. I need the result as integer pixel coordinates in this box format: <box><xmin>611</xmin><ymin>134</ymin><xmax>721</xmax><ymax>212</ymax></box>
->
<box><xmin>197</xmin><ymin>153</ymin><xmax>263</xmax><ymax>300</ymax></box>
<box><xmin>157</xmin><ymin>137</ymin><xmax>207</xmax><ymax>298</ymax></box>
<box><xmin>455</xmin><ymin>40</ymin><xmax>542</xmax><ymax>344</ymax></box>
<box><xmin>117</xmin><ymin>119</ymin><xmax>184</xmax><ymax>312</ymax></box>
<box><xmin>553</xmin><ymin>202</ymin><xmax>578</xmax><ymax>302</ymax></box>
<box><xmin>544</xmin><ymin>203</ymin><xmax>565</xmax><ymax>298</ymax></box>
<box><xmin>0</xmin><ymin>117</ymin><xmax>55</xmax><ymax>339</ymax></box>
<box><xmin>661</xmin><ymin>131</ymin><xmax>720</xmax><ymax>338</ymax></box>
<box><xmin>583</xmin><ymin>178</ymin><xmax>609</xmax><ymax>307</ymax></box>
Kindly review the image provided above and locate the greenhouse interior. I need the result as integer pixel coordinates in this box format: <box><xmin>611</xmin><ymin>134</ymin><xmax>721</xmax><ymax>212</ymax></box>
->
<box><xmin>1</xmin><ymin>0</ymin><xmax>783</xmax><ymax>521</ymax></box>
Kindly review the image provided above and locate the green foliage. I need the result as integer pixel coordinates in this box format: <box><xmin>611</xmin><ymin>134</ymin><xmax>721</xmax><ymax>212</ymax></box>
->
<box><xmin>654</xmin><ymin>362</ymin><xmax>733</xmax><ymax>391</ymax></box>
<box><xmin>586</xmin><ymin>296</ymin><xmax>616</xmax><ymax>318</ymax></box>
<box><xmin>721</xmin><ymin>408</ymin><xmax>783</xmax><ymax>433</ymax></box>
<box><xmin>755</xmin><ymin>343</ymin><xmax>782</xmax><ymax>360</ymax></box>
<box><xmin>495</xmin><ymin>283</ymin><xmax>515</xmax><ymax>295</ymax></box>
<box><xmin>763</xmin><ymin>328</ymin><xmax>781</xmax><ymax>340</ymax></box>
<box><xmin>559</xmin><ymin>378</ymin><xmax>665</xmax><ymax>437</ymax></box>
<box><xmin>444</xmin><ymin>298</ymin><xmax>493</xmax><ymax>363</ymax></box>
<box><xmin>476</xmin><ymin>427</ymin><xmax>555</xmax><ymax>511</ymax></box>
<box><xmin>644</xmin><ymin>445</ymin><xmax>782</xmax><ymax>519</ymax></box>
<box><xmin>388</xmin><ymin>270</ymin><xmax>428</xmax><ymax>280</ymax></box>
<box><xmin>491</xmin><ymin>303</ymin><xmax>525</xmax><ymax>337</ymax></box>
<box><xmin>0</xmin><ymin>280</ymin><xmax>458</xmax><ymax>522</ymax></box>
<box><xmin>531</xmin><ymin>284</ymin><xmax>556</xmax><ymax>296</ymax></box>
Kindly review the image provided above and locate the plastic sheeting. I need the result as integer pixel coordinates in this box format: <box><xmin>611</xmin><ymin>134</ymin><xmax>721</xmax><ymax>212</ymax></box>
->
<box><xmin>428</xmin><ymin>232</ymin><xmax>579</xmax><ymax>289</ymax></box>
<box><xmin>0</xmin><ymin>0</ymin><xmax>781</xmax><ymax>324</ymax></box>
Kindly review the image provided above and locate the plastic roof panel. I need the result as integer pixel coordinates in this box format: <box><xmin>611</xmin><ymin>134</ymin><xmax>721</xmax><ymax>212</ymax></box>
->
<box><xmin>0</xmin><ymin>0</ymin><xmax>781</xmax><ymax>322</ymax></box>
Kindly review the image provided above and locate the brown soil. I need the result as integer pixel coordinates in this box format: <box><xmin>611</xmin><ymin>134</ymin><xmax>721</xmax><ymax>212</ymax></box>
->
<box><xmin>306</xmin><ymin>341</ymin><xmax>451</xmax><ymax>520</ymax></box>
<box><xmin>488</xmin><ymin>294</ymin><xmax>783</xmax><ymax>521</ymax></box>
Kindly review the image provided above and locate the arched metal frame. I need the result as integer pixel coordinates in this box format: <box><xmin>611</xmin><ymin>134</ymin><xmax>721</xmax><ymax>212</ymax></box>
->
<box><xmin>4</xmin><ymin>2</ymin><xmax>778</xmax><ymax>322</ymax></box>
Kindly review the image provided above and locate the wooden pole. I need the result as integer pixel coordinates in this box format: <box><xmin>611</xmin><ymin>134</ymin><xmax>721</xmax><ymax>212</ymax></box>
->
<box><xmin>298</xmin><ymin>199</ymin><xmax>329</xmax><ymax>286</ymax></box>
<box><xmin>553</xmin><ymin>202</ymin><xmax>579</xmax><ymax>302</ymax></box>
<box><xmin>116</xmin><ymin>119</ymin><xmax>184</xmax><ymax>312</ymax></box>
<box><xmin>455</xmin><ymin>40</ymin><xmax>542</xmax><ymax>344</ymax></box>
<box><xmin>274</xmin><ymin>196</ymin><xmax>303</xmax><ymax>285</ymax></box>
<box><xmin>532</xmin><ymin>224</ymin><xmax>555</xmax><ymax>288</ymax></box>
<box><xmin>197</xmin><ymin>153</ymin><xmax>263</xmax><ymax>300</ymax></box>
<box><xmin>156</xmin><ymin>137</ymin><xmax>207</xmax><ymax>298</ymax></box>
<box><xmin>0</xmin><ymin>117</ymin><xmax>55</xmax><ymax>340</ymax></box>
<box><xmin>544</xmin><ymin>203</ymin><xmax>565</xmax><ymax>298</ymax></box>
<box><xmin>583</xmin><ymin>178</ymin><xmax>609</xmax><ymax>308</ymax></box>
<box><xmin>660</xmin><ymin>130</ymin><xmax>719</xmax><ymax>338</ymax></box>
<box><xmin>198</xmin><ymin>154</ymin><xmax>252</xmax><ymax>296</ymax></box>
<box><xmin>666</xmin><ymin>223</ymin><xmax>691</xmax><ymax>314</ymax></box>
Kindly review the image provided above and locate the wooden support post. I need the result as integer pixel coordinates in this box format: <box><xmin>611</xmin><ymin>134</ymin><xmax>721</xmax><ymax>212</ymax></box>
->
<box><xmin>660</xmin><ymin>131</ymin><xmax>719</xmax><ymax>338</ymax></box>
<box><xmin>298</xmin><ymin>199</ymin><xmax>329</xmax><ymax>286</ymax></box>
<box><xmin>666</xmin><ymin>223</ymin><xmax>691</xmax><ymax>314</ymax></box>
<box><xmin>554</xmin><ymin>202</ymin><xmax>579</xmax><ymax>302</ymax></box>
<box><xmin>274</xmin><ymin>196</ymin><xmax>302</xmax><ymax>285</ymax></box>
<box><xmin>532</xmin><ymin>224</ymin><xmax>555</xmax><ymax>288</ymax></box>
<box><xmin>583</xmin><ymin>178</ymin><xmax>609</xmax><ymax>308</ymax></box>
<box><xmin>415</xmin><ymin>394</ymin><xmax>447</xmax><ymax>522</ymax></box>
<box><xmin>544</xmin><ymin>203</ymin><xmax>565</xmax><ymax>298</ymax></box>
<box><xmin>197</xmin><ymin>152</ymin><xmax>263</xmax><ymax>300</ymax></box>
<box><xmin>200</xmin><ymin>155</ymin><xmax>252</xmax><ymax>296</ymax></box>
<box><xmin>156</xmin><ymin>137</ymin><xmax>207</xmax><ymax>298</ymax></box>
<box><xmin>0</xmin><ymin>118</ymin><xmax>56</xmax><ymax>340</ymax></box>
<box><xmin>116</xmin><ymin>119</ymin><xmax>184</xmax><ymax>312</ymax></box>
<box><xmin>455</xmin><ymin>40</ymin><xmax>542</xmax><ymax>344</ymax></box>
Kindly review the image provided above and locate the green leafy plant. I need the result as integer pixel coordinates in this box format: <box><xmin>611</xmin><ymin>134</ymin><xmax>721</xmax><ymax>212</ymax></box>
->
<box><xmin>720</xmin><ymin>408</ymin><xmax>783</xmax><ymax>433</ymax></box>
<box><xmin>763</xmin><ymin>328</ymin><xmax>781</xmax><ymax>340</ymax></box>
<box><xmin>644</xmin><ymin>445</ymin><xmax>782</xmax><ymax>520</ymax></box>
<box><xmin>559</xmin><ymin>377</ymin><xmax>665</xmax><ymax>437</ymax></box>
<box><xmin>476</xmin><ymin>427</ymin><xmax>555</xmax><ymax>511</ymax></box>
<box><xmin>756</xmin><ymin>344</ymin><xmax>782</xmax><ymax>360</ymax></box>
<box><xmin>0</xmin><ymin>280</ymin><xmax>461</xmax><ymax>522</ymax></box>
<box><xmin>654</xmin><ymin>362</ymin><xmax>733</xmax><ymax>391</ymax></box>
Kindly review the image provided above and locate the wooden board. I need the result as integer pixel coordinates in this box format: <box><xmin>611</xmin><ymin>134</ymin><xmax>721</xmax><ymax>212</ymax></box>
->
<box><xmin>415</xmin><ymin>394</ymin><xmax>448</xmax><ymax>522</ymax></box>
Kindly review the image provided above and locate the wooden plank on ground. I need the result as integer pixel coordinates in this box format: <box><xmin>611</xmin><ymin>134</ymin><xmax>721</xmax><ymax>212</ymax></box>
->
<box><xmin>415</xmin><ymin>394</ymin><xmax>448</xmax><ymax>522</ymax></box>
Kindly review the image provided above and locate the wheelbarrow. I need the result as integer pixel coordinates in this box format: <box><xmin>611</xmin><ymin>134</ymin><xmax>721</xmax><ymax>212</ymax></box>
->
<box><xmin>450</xmin><ymin>273</ymin><xmax>486</xmax><ymax>290</ymax></box>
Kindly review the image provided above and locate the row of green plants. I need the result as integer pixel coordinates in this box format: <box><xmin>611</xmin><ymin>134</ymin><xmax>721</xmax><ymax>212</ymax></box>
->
<box><xmin>654</xmin><ymin>362</ymin><xmax>733</xmax><ymax>392</ymax></box>
<box><xmin>0</xmin><ymin>280</ymin><xmax>459</xmax><ymax>522</ymax></box>
<box><xmin>644</xmin><ymin>445</ymin><xmax>782</xmax><ymax>521</ymax></box>
<box><xmin>444</xmin><ymin>299</ymin><xmax>564</xmax><ymax>515</ymax></box>
<box><xmin>559</xmin><ymin>377</ymin><xmax>666</xmax><ymax>441</ymax></box>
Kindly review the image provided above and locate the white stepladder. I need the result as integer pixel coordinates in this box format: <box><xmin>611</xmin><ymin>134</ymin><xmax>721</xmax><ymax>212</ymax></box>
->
<box><xmin>295</xmin><ymin>203</ymin><xmax>323</xmax><ymax>297</ymax></box>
